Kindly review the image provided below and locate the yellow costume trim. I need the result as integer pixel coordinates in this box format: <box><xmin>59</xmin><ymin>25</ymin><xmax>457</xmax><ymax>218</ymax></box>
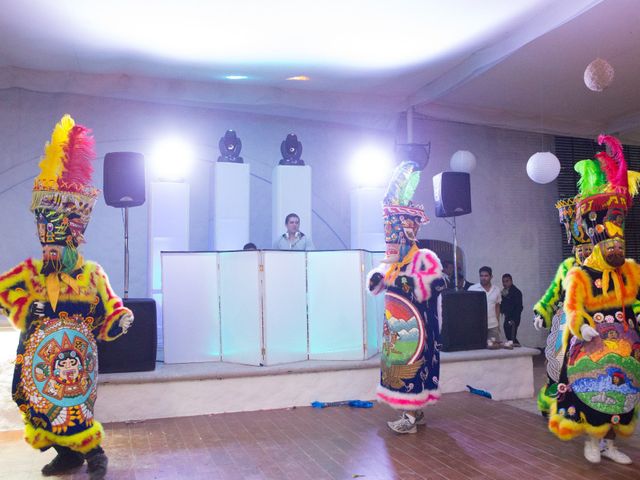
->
<box><xmin>384</xmin><ymin>244</ymin><xmax>419</xmax><ymax>284</ymax></box>
<box><xmin>563</xmin><ymin>259</ymin><xmax>640</xmax><ymax>339</ymax></box>
<box><xmin>24</xmin><ymin>416</ymin><xmax>104</xmax><ymax>453</ymax></box>
<box><xmin>548</xmin><ymin>402</ymin><xmax>611</xmax><ymax>440</ymax></box>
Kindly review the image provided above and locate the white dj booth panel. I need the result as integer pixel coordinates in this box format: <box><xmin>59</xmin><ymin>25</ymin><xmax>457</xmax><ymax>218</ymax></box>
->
<box><xmin>218</xmin><ymin>251</ymin><xmax>263</xmax><ymax>366</ymax></box>
<box><xmin>262</xmin><ymin>251</ymin><xmax>309</xmax><ymax>365</ymax></box>
<box><xmin>307</xmin><ymin>251</ymin><xmax>366</xmax><ymax>360</ymax></box>
<box><xmin>162</xmin><ymin>252</ymin><xmax>221</xmax><ymax>363</ymax></box>
<box><xmin>161</xmin><ymin>250</ymin><xmax>384</xmax><ymax>365</ymax></box>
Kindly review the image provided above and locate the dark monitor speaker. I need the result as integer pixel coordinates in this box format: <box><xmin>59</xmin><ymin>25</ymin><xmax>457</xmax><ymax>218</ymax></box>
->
<box><xmin>433</xmin><ymin>171</ymin><xmax>471</xmax><ymax>217</ymax></box>
<box><xmin>103</xmin><ymin>152</ymin><xmax>146</xmax><ymax>208</ymax></box>
<box><xmin>440</xmin><ymin>290</ymin><xmax>487</xmax><ymax>351</ymax></box>
<box><xmin>98</xmin><ymin>298</ymin><xmax>157</xmax><ymax>373</ymax></box>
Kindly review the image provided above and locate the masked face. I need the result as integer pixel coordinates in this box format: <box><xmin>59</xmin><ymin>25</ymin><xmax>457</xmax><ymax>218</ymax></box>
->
<box><xmin>41</xmin><ymin>244</ymin><xmax>64</xmax><ymax>274</ymax></box>
<box><xmin>599</xmin><ymin>238</ymin><xmax>625</xmax><ymax>268</ymax></box>
<box><xmin>574</xmin><ymin>243</ymin><xmax>593</xmax><ymax>264</ymax></box>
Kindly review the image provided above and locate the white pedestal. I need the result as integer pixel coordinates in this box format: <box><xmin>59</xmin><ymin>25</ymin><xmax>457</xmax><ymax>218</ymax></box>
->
<box><xmin>272</xmin><ymin>165</ymin><xmax>312</xmax><ymax>242</ymax></box>
<box><xmin>350</xmin><ymin>187</ymin><xmax>385</xmax><ymax>251</ymax></box>
<box><xmin>213</xmin><ymin>162</ymin><xmax>250</xmax><ymax>250</ymax></box>
<box><xmin>148</xmin><ymin>181</ymin><xmax>190</xmax><ymax>351</ymax></box>
<box><xmin>162</xmin><ymin>253</ymin><xmax>220</xmax><ymax>363</ymax></box>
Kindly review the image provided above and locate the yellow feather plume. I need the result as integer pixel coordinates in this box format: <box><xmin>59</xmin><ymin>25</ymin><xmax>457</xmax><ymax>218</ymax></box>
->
<box><xmin>627</xmin><ymin>170</ymin><xmax>640</xmax><ymax>197</ymax></box>
<box><xmin>35</xmin><ymin>114</ymin><xmax>75</xmax><ymax>186</ymax></box>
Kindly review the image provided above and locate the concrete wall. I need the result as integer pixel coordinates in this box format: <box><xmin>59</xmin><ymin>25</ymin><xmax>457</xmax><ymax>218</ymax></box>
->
<box><xmin>0</xmin><ymin>88</ymin><xmax>561</xmax><ymax>347</ymax></box>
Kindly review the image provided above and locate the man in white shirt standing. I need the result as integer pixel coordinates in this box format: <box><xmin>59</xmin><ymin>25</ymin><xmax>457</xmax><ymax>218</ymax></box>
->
<box><xmin>273</xmin><ymin>213</ymin><xmax>315</xmax><ymax>250</ymax></box>
<box><xmin>468</xmin><ymin>266</ymin><xmax>502</xmax><ymax>349</ymax></box>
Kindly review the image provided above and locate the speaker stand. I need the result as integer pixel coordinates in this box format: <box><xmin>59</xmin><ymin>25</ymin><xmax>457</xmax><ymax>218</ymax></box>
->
<box><xmin>444</xmin><ymin>216</ymin><xmax>460</xmax><ymax>291</ymax></box>
<box><xmin>123</xmin><ymin>206</ymin><xmax>130</xmax><ymax>299</ymax></box>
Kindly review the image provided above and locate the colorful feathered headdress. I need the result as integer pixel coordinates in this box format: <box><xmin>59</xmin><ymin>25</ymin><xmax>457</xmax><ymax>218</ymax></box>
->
<box><xmin>574</xmin><ymin>136</ymin><xmax>640</xmax><ymax>245</ymax></box>
<box><xmin>31</xmin><ymin>115</ymin><xmax>98</xmax><ymax>248</ymax></box>
<box><xmin>381</xmin><ymin>160</ymin><xmax>428</xmax><ymax>263</ymax></box>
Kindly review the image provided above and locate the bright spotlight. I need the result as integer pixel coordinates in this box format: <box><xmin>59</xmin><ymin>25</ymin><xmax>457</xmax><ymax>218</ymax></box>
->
<box><xmin>151</xmin><ymin>138</ymin><xmax>194</xmax><ymax>181</ymax></box>
<box><xmin>350</xmin><ymin>146</ymin><xmax>394</xmax><ymax>187</ymax></box>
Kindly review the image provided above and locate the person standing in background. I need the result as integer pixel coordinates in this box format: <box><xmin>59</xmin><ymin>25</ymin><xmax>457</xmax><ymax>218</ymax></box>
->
<box><xmin>500</xmin><ymin>274</ymin><xmax>523</xmax><ymax>348</ymax></box>
<box><xmin>469</xmin><ymin>266</ymin><xmax>502</xmax><ymax>349</ymax></box>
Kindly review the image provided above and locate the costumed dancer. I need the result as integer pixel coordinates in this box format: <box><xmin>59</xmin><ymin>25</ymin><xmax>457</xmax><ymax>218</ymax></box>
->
<box><xmin>0</xmin><ymin>115</ymin><xmax>134</xmax><ymax>479</ymax></box>
<box><xmin>548</xmin><ymin>135</ymin><xmax>640</xmax><ymax>464</ymax></box>
<box><xmin>367</xmin><ymin>159</ymin><xmax>445</xmax><ymax>434</ymax></box>
<box><xmin>534</xmin><ymin>194</ymin><xmax>593</xmax><ymax>416</ymax></box>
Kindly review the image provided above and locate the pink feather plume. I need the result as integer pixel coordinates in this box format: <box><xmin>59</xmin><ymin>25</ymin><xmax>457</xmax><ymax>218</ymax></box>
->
<box><xmin>596</xmin><ymin>134</ymin><xmax>627</xmax><ymax>191</ymax></box>
<box><xmin>59</xmin><ymin>125</ymin><xmax>95</xmax><ymax>189</ymax></box>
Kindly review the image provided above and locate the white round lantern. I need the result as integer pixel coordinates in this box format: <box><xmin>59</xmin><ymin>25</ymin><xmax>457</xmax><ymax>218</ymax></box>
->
<box><xmin>450</xmin><ymin>150</ymin><xmax>477</xmax><ymax>173</ymax></box>
<box><xmin>526</xmin><ymin>152</ymin><xmax>560</xmax><ymax>184</ymax></box>
<box><xmin>584</xmin><ymin>58</ymin><xmax>614</xmax><ymax>92</ymax></box>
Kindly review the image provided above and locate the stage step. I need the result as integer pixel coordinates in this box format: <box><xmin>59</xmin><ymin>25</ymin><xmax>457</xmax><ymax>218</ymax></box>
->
<box><xmin>95</xmin><ymin>348</ymin><xmax>539</xmax><ymax>423</ymax></box>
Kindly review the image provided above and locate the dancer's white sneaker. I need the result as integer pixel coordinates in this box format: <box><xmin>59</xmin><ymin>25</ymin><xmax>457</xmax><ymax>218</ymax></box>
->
<box><xmin>387</xmin><ymin>413</ymin><xmax>418</xmax><ymax>434</ymax></box>
<box><xmin>601</xmin><ymin>440</ymin><xmax>632</xmax><ymax>464</ymax></box>
<box><xmin>584</xmin><ymin>437</ymin><xmax>601</xmax><ymax>463</ymax></box>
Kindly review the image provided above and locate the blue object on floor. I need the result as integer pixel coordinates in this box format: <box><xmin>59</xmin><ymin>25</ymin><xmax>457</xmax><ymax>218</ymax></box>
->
<box><xmin>311</xmin><ymin>400</ymin><xmax>374</xmax><ymax>408</ymax></box>
<box><xmin>466</xmin><ymin>385</ymin><xmax>492</xmax><ymax>399</ymax></box>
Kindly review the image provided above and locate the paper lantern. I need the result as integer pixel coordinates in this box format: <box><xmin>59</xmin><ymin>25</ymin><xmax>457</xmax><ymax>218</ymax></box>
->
<box><xmin>584</xmin><ymin>58</ymin><xmax>614</xmax><ymax>92</ymax></box>
<box><xmin>450</xmin><ymin>150</ymin><xmax>477</xmax><ymax>173</ymax></box>
<box><xmin>526</xmin><ymin>152</ymin><xmax>560</xmax><ymax>184</ymax></box>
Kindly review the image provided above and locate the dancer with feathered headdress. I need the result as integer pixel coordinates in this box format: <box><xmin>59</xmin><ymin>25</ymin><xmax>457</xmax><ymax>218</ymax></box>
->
<box><xmin>367</xmin><ymin>155</ymin><xmax>445</xmax><ymax>434</ymax></box>
<box><xmin>547</xmin><ymin>135</ymin><xmax>640</xmax><ymax>465</ymax></box>
<box><xmin>0</xmin><ymin>115</ymin><xmax>133</xmax><ymax>479</ymax></box>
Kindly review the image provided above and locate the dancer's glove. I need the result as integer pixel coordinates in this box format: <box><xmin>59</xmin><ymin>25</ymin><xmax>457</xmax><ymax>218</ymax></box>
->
<box><xmin>30</xmin><ymin>301</ymin><xmax>46</xmax><ymax>319</ymax></box>
<box><xmin>580</xmin><ymin>324</ymin><xmax>599</xmax><ymax>341</ymax></box>
<box><xmin>533</xmin><ymin>315</ymin><xmax>544</xmax><ymax>331</ymax></box>
<box><xmin>119</xmin><ymin>312</ymin><xmax>134</xmax><ymax>333</ymax></box>
<box><xmin>369</xmin><ymin>272</ymin><xmax>383</xmax><ymax>291</ymax></box>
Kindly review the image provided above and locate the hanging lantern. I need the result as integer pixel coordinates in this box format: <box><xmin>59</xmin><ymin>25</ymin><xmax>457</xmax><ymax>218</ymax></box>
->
<box><xmin>450</xmin><ymin>150</ymin><xmax>477</xmax><ymax>173</ymax></box>
<box><xmin>527</xmin><ymin>152</ymin><xmax>560</xmax><ymax>184</ymax></box>
<box><xmin>584</xmin><ymin>58</ymin><xmax>614</xmax><ymax>92</ymax></box>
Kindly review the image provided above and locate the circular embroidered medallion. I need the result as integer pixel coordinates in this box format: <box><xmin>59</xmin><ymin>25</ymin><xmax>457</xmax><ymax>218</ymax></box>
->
<box><xmin>21</xmin><ymin>314</ymin><xmax>97</xmax><ymax>424</ymax></box>
<box><xmin>567</xmin><ymin>322</ymin><xmax>640</xmax><ymax>414</ymax></box>
<box><xmin>382</xmin><ymin>292</ymin><xmax>426</xmax><ymax>366</ymax></box>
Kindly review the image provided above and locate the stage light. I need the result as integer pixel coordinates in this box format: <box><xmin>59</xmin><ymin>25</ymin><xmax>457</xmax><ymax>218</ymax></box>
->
<box><xmin>150</xmin><ymin>137</ymin><xmax>195</xmax><ymax>181</ymax></box>
<box><xmin>350</xmin><ymin>146</ymin><xmax>394</xmax><ymax>187</ymax></box>
<box><xmin>287</xmin><ymin>75</ymin><xmax>310</xmax><ymax>81</ymax></box>
<box><xmin>225</xmin><ymin>75</ymin><xmax>248</xmax><ymax>80</ymax></box>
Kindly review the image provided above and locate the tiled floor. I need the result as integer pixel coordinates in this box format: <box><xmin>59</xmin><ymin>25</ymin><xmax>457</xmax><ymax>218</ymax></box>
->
<box><xmin>1</xmin><ymin>388</ymin><xmax>638</xmax><ymax>480</ymax></box>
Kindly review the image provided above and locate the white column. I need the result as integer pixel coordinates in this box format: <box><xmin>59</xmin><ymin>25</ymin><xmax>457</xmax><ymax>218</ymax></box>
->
<box><xmin>350</xmin><ymin>186</ymin><xmax>385</xmax><ymax>251</ymax></box>
<box><xmin>272</xmin><ymin>165</ymin><xmax>312</xmax><ymax>243</ymax></box>
<box><xmin>212</xmin><ymin>162</ymin><xmax>250</xmax><ymax>250</ymax></box>
<box><xmin>148</xmin><ymin>181</ymin><xmax>190</xmax><ymax>355</ymax></box>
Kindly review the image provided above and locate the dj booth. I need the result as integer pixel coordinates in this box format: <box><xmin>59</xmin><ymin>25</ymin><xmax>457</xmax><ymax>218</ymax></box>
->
<box><xmin>161</xmin><ymin>250</ymin><xmax>385</xmax><ymax>365</ymax></box>
<box><xmin>99</xmin><ymin>250</ymin><xmax>490</xmax><ymax>371</ymax></box>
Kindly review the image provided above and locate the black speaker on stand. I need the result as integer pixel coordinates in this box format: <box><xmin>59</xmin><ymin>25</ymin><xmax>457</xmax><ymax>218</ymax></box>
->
<box><xmin>433</xmin><ymin>171</ymin><xmax>472</xmax><ymax>289</ymax></box>
<box><xmin>99</xmin><ymin>152</ymin><xmax>156</xmax><ymax>373</ymax></box>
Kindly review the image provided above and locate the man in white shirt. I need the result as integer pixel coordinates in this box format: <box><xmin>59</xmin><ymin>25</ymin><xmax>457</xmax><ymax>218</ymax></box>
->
<box><xmin>468</xmin><ymin>266</ymin><xmax>502</xmax><ymax>349</ymax></box>
<box><xmin>273</xmin><ymin>213</ymin><xmax>315</xmax><ymax>250</ymax></box>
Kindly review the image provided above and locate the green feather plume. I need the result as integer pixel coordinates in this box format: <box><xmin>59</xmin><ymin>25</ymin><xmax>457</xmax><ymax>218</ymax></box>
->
<box><xmin>399</xmin><ymin>171</ymin><xmax>420</xmax><ymax>205</ymax></box>
<box><xmin>574</xmin><ymin>159</ymin><xmax>607</xmax><ymax>196</ymax></box>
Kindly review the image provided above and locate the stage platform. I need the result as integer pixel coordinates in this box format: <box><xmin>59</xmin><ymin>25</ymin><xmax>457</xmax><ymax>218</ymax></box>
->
<box><xmin>94</xmin><ymin>347</ymin><xmax>540</xmax><ymax>423</ymax></box>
